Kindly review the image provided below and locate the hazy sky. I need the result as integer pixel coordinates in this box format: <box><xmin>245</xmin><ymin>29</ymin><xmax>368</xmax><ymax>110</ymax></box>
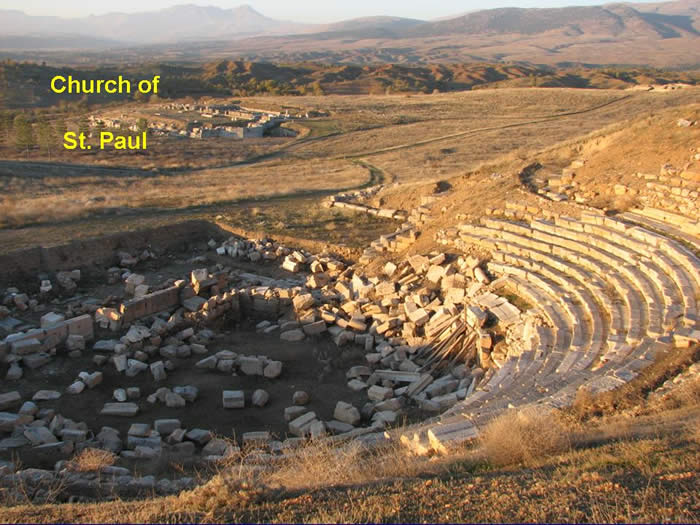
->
<box><xmin>1</xmin><ymin>0</ymin><xmax>663</xmax><ymax>22</ymax></box>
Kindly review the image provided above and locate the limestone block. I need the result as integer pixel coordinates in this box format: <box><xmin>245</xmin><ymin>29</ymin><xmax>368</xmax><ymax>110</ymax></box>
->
<box><xmin>101</xmin><ymin>403</ymin><xmax>139</xmax><ymax>417</ymax></box>
<box><xmin>293</xmin><ymin>391</ymin><xmax>310</xmax><ymax>405</ymax></box>
<box><xmin>0</xmin><ymin>391</ymin><xmax>21</xmax><ymax>410</ymax></box>
<box><xmin>32</xmin><ymin>390</ymin><xmax>61</xmax><ymax>401</ymax></box>
<box><xmin>239</xmin><ymin>356</ymin><xmax>264</xmax><ymax>376</ymax></box>
<box><xmin>66</xmin><ymin>381</ymin><xmax>85</xmax><ymax>395</ymax></box>
<box><xmin>263</xmin><ymin>360</ymin><xmax>283</xmax><ymax>379</ymax></box>
<box><xmin>334</xmin><ymin>401</ymin><xmax>361</xmax><ymax>426</ymax></box>
<box><xmin>289</xmin><ymin>411</ymin><xmax>317</xmax><ymax>437</ymax></box>
<box><xmin>280</xmin><ymin>329</ymin><xmax>305</xmax><ymax>342</ymax></box>
<box><xmin>223</xmin><ymin>390</ymin><xmax>245</xmax><ymax>409</ymax></box>
<box><xmin>367</xmin><ymin>385</ymin><xmax>393</xmax><ymax>402</ymax></box>
<box><xmin>252</xmin><ymin>389</ymin><xmax>270</xmax><ymax>407</ymax></box>
<box><xmin>150</xmin><ymin>361</ymin><xmax>167</xmax><ymax>382</ymax></box>
<box><xmin>40</xmin><ymin>312</ymin><xmax>65</xmax><ymax>328</ymax></box>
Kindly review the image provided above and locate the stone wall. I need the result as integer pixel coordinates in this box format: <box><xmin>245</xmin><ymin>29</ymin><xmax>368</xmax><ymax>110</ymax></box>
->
<box><xmin>0</xmin><ymin>221</ymin><xmax>221</xmax><ymax>287</ymax></box>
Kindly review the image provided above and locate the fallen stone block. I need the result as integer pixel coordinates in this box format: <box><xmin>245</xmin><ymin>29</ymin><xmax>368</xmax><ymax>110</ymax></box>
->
<box><xmin>223</xmin><ymin>390</ymin><xmax>245</xmax><ymax>409</ymax></box>
<box><xmin>154</xmin><ymin>419</ymin><xmax>181</xmax><ymax>435</ymax></box>
<box><xmin>173</xmin><ymin>386</ymin><xmax>198</xmax><ymax>402</ymax></box>
<box><xmin>196</xmin><ymin>356</ymin><xmax>218</xmax><ymax>369</ymax></box>
<box><xmin>280</xmin><ymin>329</ymin><xmax>305</xmax><ymax>342</ymax></box>
<box><xmin>289</xmin><ymin>411</ymin><xmax>317</xmax><ymax>437</ymax></box>
<box><xmin>40</xmin><ymin>312</ymin><xmax>65</xmax><ymax>329</ymax></box>
<box><xmin>0</xmin><ymin>391</ymin><xmax>21</xmax><ymax>410</ymax></box>
<box><xmin>65</xmin><ymin>335</ymin><xmax>85</xmax><ymax>352</ymax></box>
<box><xmin>150</xmin><ymin>361</ymin><xmax>167</xmax><ymax>382</ymax></box>
<box><xmin>372</xmin><ymin>410</ymin><xmax>398</xmax><ymax>425</ymax></box>
<box><xmin>466</xmin><ymin>306</ymin><xmax>488</xmax><ymax>328</ymax></box>
<box><xmin>128</xmin><ymin>423</ymin><xmax>151</xmax><ymax>437</ymax></box>
<box><xmin>6</xmin><ymin>363</ymin><xmax>22</xmax><ymax>381</ymax></box>
<box><xmin>252</xmin><ymin>389</ymin><xmax>270</xmax><ymax>407</ymax></box>
<box><xmin>165</xmin><ymin>392</ymin><xmax>186</xmax><ymax>408</ymax></box>
<box><xmin>375</xmin><ymin>370</ymin><xmax>421</xmax><ymax>384</ymax></box>
<box><xmin>293</xmin><ymin>391</ymin><xmax>310</xmax><ymax>405</ymax></box>
<box><xmin>367</xmin><ymin>385</ymin><xmax>393</xmax><ymax>402</ymax></box>
<box><xmin>242</xmin><ymin>431</ymin><xmax>271</xmax><ymax>448</ymax></box>
<box><xmin>18</xmin><ymin>401</ymin><xmax>38</xmax><ymax>416</ymax></box>
<box><xmin>185</xmin><ymin>428</ymin><xmax>212</xmax><ymax>445</ymax></box>
<box><xmin>427</xmin><ymin>419</ymin><xmax>479</xmax><ymax>455</ymax></box>
<box><xmin>182</xmin><ymin>297</ymin><xmax>207</xmax><ymax>312</ymax></box>
<box><xmin>24</xmin><ymin>427</ymin><xmax>58</xmax><ymax>446</ymax></box>
<box><xmin>11</xmin><ymin>338</ymin><xmax>42</xmax><ymax>356</ymax></box>
<box><xmin>113</xmin><ymin>389</ymin><xmax>127</xmax><ymax>402</ymax></box>
<box><xmin>347</xmin><ymin>379</ymin><xmax>368</xmax><ymax>391</ymax></box>
<box><xmin>32</xmin><ymin>390</ymin><xmax>61</xmax><ymax>402</ymax></box>
<box><xmin>263</xmin><ymin>360</ymin><xmax>283</xmax><ymax>379</ymax></box>
<box><xmin>292</xmin><ymin>294</ymin><xmax>315</xmax><ymax>312</ymax></box>
<box><xmin>284</xmin><ymin>406</ymin><xmax>308</xmax><ymax>422</ymax></box>
<box><xmin>407</xmin><ymin>374</ymin><xmax>434</xmax><ymax>397</ymax></box>
<box><xmin>334</xmin><ymin>401</ymin><xmax>361</xmax><ymax>426</ymax></box>
<box><xmin>0</xmin><ymin>412</ymin><xmax>33</xmax><ymax>432</ymax></box>
<box><xmin>93</xmin><ymin>340</ymin><xmax>118</xmax><ymax>352</ymax></box>
<box><xmin>83</xmin><ymin>372</ymin><xmax>103</xmax><ymax>389</ymax></box>
<box><xmin>303</xmin><ymin>320</ymin><xmax>327</xmax><ymax>336</ymax></box>
<box><xmin>203</xmin><ymin>438</ymin><xmax>233</xmax><ymax>457</ymax></box>
<box><xmin>101</xmin><ymin>403</ymin><xmax>139</xmax><ymax>417</ymax></box>
<box><xmin>239</xmin><ymin>356</ymin><xmax>264</xmax><ymax>376</ymax></box>
<box><xmin>66</xmin><ymin>381</ymin><xmax>85</xmax><ymax>395</ymax></box>
<box><xmin>23</xmin><ymin>353</ymin><xmax>51</xmax><ymax>369</ymax></box>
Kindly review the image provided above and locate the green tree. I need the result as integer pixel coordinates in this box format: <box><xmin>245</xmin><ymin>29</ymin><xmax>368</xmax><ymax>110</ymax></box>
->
<box><xmin>137</xmin><ymin>118</ymin><xmax>148</xmax><ymax>134</ymax></box>
<box><xmin>13</xmin><ymin>114</ymin><xmax>34</xmax><ymax>154</ymax></box>
<box><xmin>133</xmin><ymin>90</ymin><xmax>148</xmax><ymax>103</ymax></box>
<box><xmin>78</xmin><ymin>117</ymin><xmax>90</xmax><ymax>137</ymax></box>
<box><xmin>36</xmin><ymin>119</ymin><xmax>55</xmax><ymax>159</ymax></box>
<box><xmin>54</xmin><ymin>118</ymin><xmax>67</xmax><ymax>142</ymax></box>
<box><xmin>0</xmin><ymin>113</ymin><xmax>9</xmax><ymax>146</ymax></box>
<box><xmin>311</xmin><ymin>81</ymin><xmax>324</xmax><ymax>96</ymax></box>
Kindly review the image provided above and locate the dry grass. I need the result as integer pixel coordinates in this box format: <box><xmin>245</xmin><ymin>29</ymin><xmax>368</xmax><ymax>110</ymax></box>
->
<box><xmin>1</xmin><ymin>408</ymin><xmax>698</xmax><ymax>523</ymax></box>
<box><xmin>480</xmin><ymin>408</ymin><xmax>571</xmax><ymax>467</ymax></box>
<box><xmin>262</xmin><ymin>438</ymin><xmax>425</xmax><ymax>491</ymax></box>
<box><xmin>175</xmin><ymin>477</ymin><xmax>268</xmax><ymax>522</ymax></box>
<box><xmin>0</xmin><ymin>158</ymin><xmax>368</xmax><ymax>228</ymax></box>
<box><xmin>3</xmin><ymin>88</ymin><xmax>696</xmax><ymax>234</ymax></box>
<box><xmin>66</xmin><ymin>448</ymin><xmax>116</xmax><ymax>473</ymax></box>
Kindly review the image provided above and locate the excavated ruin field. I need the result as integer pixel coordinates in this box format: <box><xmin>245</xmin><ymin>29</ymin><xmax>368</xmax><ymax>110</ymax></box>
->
<box><xmin>0</xmin><ymin>102</ymin><xmax>698</xmax><ymax>509</ymax></box>
<box><xmin>0</xmin><ymin>222</ymin><xmax>392</xmax><ymax>475</ymax></box>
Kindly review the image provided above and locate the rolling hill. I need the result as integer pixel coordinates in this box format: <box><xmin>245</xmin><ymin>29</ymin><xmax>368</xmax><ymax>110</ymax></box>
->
<box><xmin>0</xmin><ymin>1</ymin><xmax>698</xmax><ymax>66</ymax></box>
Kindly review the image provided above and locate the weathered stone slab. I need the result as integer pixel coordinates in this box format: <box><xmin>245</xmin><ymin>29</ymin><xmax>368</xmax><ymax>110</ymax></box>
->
<box><xmin>0</xmin><ymin>391</ymin><xmax>21</xmax><ymax>410</ymax></box>
<box><xmin>100</xmin><ymin>403</ymin><xmax>139</xmax><ymax>417</ymax></box>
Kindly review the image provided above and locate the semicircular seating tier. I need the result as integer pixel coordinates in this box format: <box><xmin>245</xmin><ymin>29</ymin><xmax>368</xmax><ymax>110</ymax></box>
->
<box><xmin>398</xmin><ymin>208</ymin><xmax>700</xmax><ymax>452</ymax></box>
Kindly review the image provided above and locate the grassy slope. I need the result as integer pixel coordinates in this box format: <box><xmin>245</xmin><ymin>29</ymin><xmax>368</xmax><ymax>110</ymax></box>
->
<box><xmin>2</xmin><ymin>412</ymin><xmax>697</xmax><ymax>523</ymax></box>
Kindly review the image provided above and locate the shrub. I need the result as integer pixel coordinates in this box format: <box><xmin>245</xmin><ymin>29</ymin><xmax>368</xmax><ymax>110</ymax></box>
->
<box><xmin>480</xmin><ymin>408</ymin><xmax>570</xmax><ymax>467</ymax></box>
<box><xmin>67</xmin><ymin>448</ymin><xmax>116</xmax><ymax>472</ymax></box>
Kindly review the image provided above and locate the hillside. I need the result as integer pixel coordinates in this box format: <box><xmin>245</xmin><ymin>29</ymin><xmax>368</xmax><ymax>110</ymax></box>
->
<box><xmin>2</xmin><ymin>1</ymin><xmax>698</xmax><ymax>67</ymax></box>
<box><xmin>209</xmin><ymin>2</ymin><xmax>699</xmax><ymax>68</ymax></box>
<box><xmin>1</xmin><ymin>60</ymin><xmax>698</xmax><ymax>109</ymax></box>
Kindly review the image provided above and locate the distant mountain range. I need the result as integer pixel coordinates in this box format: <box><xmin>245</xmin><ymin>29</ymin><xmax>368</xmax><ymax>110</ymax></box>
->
<box><xmin>0</xmin><ymin>1</ymin><xmax>698</xmax><ymax>67</ymax></box>
<box><xmin>0</xmin><ymin>5</ymin><xmax>309</xmax><ymax>46</ymax></box>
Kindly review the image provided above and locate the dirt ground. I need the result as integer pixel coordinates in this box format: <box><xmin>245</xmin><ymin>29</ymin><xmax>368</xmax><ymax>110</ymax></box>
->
<box><xmin>0</xmin><ymin>322</ymin><xmax>370</xmax><ymax>471</ymax></box>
